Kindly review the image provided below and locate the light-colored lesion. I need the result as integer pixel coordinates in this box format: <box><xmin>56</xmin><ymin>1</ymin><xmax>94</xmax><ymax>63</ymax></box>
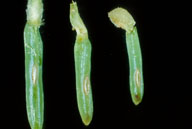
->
<box><xmin>32</xmin><ymin>64</ymin><xmax>38</xmax><ymax>85</ymax></box>
<box><xmin>134</xmin><ymin>68</ymin><xmax>141</xmax><ymax>88</ymax></box>
<box><xmin>83</xmin><ymin>76</ymin><xmax>90</xmax><ymax>96</ymax></box>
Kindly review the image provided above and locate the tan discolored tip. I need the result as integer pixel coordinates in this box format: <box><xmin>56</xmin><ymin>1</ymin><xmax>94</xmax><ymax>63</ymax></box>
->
<box><xmin>82</xmin><ymin>114</ymin><xmax>92</xmax><ymax>126</ymax></box>
<box><xmin>108</xmin><ymin>7</ymin><xmax>136</xmax><ymax>33</ymax></box>
<box><xmin>27</xmin><ymin>0</ymin><xmax>43</xmax><ymax>26</ymax></box>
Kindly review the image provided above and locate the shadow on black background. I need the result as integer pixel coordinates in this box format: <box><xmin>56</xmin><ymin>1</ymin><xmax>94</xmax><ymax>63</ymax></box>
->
<box><xmin>1</xmin><ymin>0</ymin><xmax>191</xmax><ymax>129</ymax></box>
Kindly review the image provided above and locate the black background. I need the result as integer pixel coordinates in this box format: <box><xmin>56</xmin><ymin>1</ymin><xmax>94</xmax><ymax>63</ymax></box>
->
<box><xmin>1</xmin><ymin>0</ymin><xmax>191</xmax><ymax>129</ymax></box>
